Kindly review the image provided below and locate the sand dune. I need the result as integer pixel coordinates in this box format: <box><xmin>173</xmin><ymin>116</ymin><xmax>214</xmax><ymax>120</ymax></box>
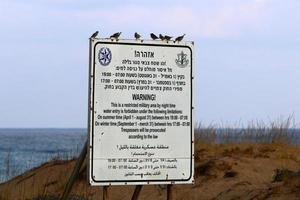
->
<box><xmin>1</xmin><ymin>143</ymin><xmax>300</xmax><ymax>200</ymax></box>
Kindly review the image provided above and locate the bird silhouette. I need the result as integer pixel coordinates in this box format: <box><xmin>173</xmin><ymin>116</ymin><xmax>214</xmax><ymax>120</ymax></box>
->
<box><xmin>164</xmin><ymin>35</ymin><xmax>172</xmax><ymax>41</ymax></box>
<box><xmin>110</xmin><ymin>32</ymin><xmax>122</xmax><ymax>40</ymax></box>
<box><xmin>174</xmin><ymin>34</ymin><xmax>185</xmax><ymax>43</ymax></box>
<box><xmin>159</xmin><ymin>34</ymin><xmax>165</xmax><ymax>40</ymax></box>
<box><xmin>90</xmin><ymin>31</ymin><xmax>99</xmax><ymax>39</ymax></box>
<box><xmin>134</xmin><ymin>32</ymin><xmax>141</xmax><ymax>40</ymax></box>
<box><xmin>150</xmin><ymin>33</ymin><xmax>158</xmax><ymax>40</ymax></box>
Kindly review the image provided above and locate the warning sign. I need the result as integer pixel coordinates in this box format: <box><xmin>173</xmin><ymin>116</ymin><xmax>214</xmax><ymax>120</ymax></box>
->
<box><xmin>88</xmin><ymin>39</ymin><xmax>194</xmax><ymax>185</ymax></box>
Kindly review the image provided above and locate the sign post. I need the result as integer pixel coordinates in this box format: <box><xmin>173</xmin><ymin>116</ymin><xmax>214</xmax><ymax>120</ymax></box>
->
<box><xmin>88</xmin><ymin>38</ymin><xmax>194</xmax><ymax>186</ymax></box>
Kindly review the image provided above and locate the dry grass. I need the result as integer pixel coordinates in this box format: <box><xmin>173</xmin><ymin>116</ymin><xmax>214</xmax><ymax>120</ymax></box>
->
<box><xmin>195</xmin><ymin>141</ymin><xmax>300</xmax><ymax>162</ymax></box>
<box><xmin>195</xmin><ymin>115</ymin><xmax>299</xmax><ymax>145</ymax></box>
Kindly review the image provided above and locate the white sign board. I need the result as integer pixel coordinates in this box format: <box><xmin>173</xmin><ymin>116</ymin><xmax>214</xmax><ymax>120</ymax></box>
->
<box><xmin>88</xmin><ymin>38</ymin><xmax>194</xmax><ymax>185</ymax></box>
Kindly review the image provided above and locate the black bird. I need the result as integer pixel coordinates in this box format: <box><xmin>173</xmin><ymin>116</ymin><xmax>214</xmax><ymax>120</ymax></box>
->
<box><xmin>110</xmin><ymin>32</ymin><xmax>122</xmax><ymax>40</ymax></box>
<box><xmin>164</xmin><ymin>35</ymin><xmax>172</xmax><ymax>41</ymax></box>
<box><xmin>150</xmin><ymin>33</ymin><xmax>158</xmax><ymax>40</ymax></box>
<box><xmin>134</xmin><ymin>32</ymin><xmax>141</xmax><ymax>40</ymax></box>
<box><xmin>90</xmin><ymin>31</ymin><xmax>99</xmax><ymax>39</ymax></box>
<box><xmin>159</xmin><ymin>34</ymin><xmax>165</xmax><ymax>40</ymax></box>
<box><xmin>174</xmin><ymin>34</ymin><xmax>185</xmax><ymax>43</ymax></box>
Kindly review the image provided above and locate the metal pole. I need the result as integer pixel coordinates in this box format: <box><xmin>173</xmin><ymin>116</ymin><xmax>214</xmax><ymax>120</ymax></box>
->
<box><xmin>131</xmin><ymin>185</ymin><xmax>143</xmax><ymax>200</ymax></box>
<box><xmin>60</xmin><ymin>141</ymin><xmax>87</xmax><ymax>200</ymax></box>
<box><xmin>103</xmin><ymin>186</ymin><xmax>109</xmax><ymax>200</ymax></box>
<box><xmin>167</xmin><ymin>185</ymin><xmax>173</xmax><ymax>200</ymax></box>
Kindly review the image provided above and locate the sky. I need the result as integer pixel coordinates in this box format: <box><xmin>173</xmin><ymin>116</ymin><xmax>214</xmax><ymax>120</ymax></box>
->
<box><xmin>0</xmin><ymin>0</ymin><xmax>300</xmax><ymax>128</ymax></box>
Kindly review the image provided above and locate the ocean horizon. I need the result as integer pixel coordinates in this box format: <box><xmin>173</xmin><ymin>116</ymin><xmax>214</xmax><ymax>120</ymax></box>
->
<box><xmin>0</xmin><ymin>128</ymin><xmax>86</xmax><ymax>182</ymax></box>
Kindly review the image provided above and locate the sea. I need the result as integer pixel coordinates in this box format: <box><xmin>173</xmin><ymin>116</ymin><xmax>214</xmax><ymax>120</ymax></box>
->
<box><xmin>0</xmin><ymin>128</ymin><xmax>86</xmax><ymax>183</ymax></box>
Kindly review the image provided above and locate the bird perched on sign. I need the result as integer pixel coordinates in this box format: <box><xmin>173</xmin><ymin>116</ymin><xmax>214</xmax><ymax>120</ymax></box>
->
<box><xmin>110</xmin><ymin>32</ymin><xmax>121</xmax><ymax>40</ymax></box>
<box><xmin>165</xmin><ymin>35</ymin><xmax>172</xmax><ymax>42</ymax></box>
<box><xmin>174</xmin><ymin>34</ymin><xmax>185</xmax><ymax>43</ymax></box>
<box><xmin>90</xmin><ymin>31</ymin><xmax>99</xmax><ymax>39</ymax></box>
<box><xmin>159</xmin><ymin>34</ymin><xmax>165</xmax><ymax>40</ymax></box>
<box><xmin>150</xmin><ymin>33</ymin><xmax>158</xmax><ymax>40</ymax></box>
<box><xmin>134</xmin><ymin>32</ymin><xmax>141</xmax><ymax>40</ymax></box>
<box><xmin>164</xmin><ymin>35</ymin><xmax>172</xmax><ymax>41</ymax></box>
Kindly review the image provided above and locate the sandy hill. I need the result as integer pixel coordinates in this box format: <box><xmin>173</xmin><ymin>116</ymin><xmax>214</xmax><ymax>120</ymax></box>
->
<box><xmin>1</xmin><ymin>142</ymin><xmax>300</xmax><ymax>200</ymax></box>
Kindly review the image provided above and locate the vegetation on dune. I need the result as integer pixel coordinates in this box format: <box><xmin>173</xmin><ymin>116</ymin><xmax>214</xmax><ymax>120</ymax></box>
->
<box><xmin>195</xmin><ymin>115</ymin><xmax>299</xmax><ymax>144</ymax></box>
<box><xmin>273</xmin><ymin>168</ymin><xmax>300</xmax><ymax>182</ymax></box>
